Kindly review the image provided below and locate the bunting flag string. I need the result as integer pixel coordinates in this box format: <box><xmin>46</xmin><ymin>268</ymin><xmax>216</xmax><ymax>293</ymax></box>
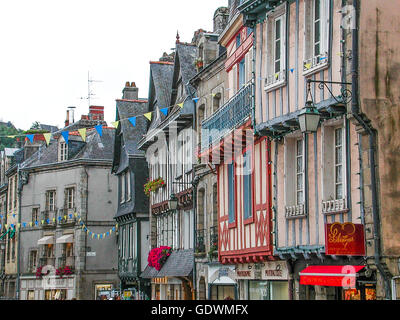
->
<box><xmin>0</xmin><ymin>212</ymin><xmax>118</xmax><ymax>241</ymax></box>
<box><xmin>78</xmin><ymin>128</ymin><xmax>87</xmax><ymax>142</ymax></box>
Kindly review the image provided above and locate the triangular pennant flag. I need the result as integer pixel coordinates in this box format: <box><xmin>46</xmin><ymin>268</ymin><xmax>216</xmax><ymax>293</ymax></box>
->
<box><xmin>305</xmin><ymin>63</ymin><xmax>312</xmax><ymax>70</ymax></box>
<box><xmin>78</xmin><ymin>128</ymin><xmax>87</xmax><ymax>142</ymax></box>
<box><xmin>211</xmin><ymin>93</ymin><xmax>216</xmax><ymax>97</ymax></box>
<box><xmin>23</xmin><ymin>222</ymin><xmax>26</xmax><ymax>228</ymax></box>
<box><xmin>26</xmin><ymin>134</ymin><xmax>34</xmax><ymax>143</ymax></box>
<box><xmin>4</xmin><ymin>224</ymin><xmax>8</xmax><ymax>229</ymax></box>
<box><xmin>29</xmin><ymin>222</ymin><xmax>33</xmax><ymax>227</ymax></box>
<box><xmin>106</xmin><ymin>232</ymin><xmax>109</xmax><ymax>236</ymax></box>
<box><xmin>41</xmin><ymin>220</ymin><xmax>44</xmax><ymax>225</ymax></box>
<box><xmin>160</xmin><ymin>108</ymin><xmax>168</xmax><ymax>116</ymax></box>
<box><xmin>192</xmin><ymin>97</ymin><xmax>200</xmax><ymax>103</ymax></box>
<box><xmin>177</xmin><ymin>102</ymin><xmax>184</xmax><ymax>108</ymax></box>
<box><xmin>43</xmin><ymin>133</ymin><xmax>51</xmax><ymax>146</ymax></box>
<box><xmin>95</xmin><ymin>124</ymin><xmax>103</xmax><ymax>137</ymax></box>
<box><xmin>144</xmin><ymin>112</ymin><xmax>152</xmax><ymax>121</ymax></box>
<box><xmin>128</xmin><ymin>117</ymin><xmax>136</xmax><ymax>127</ymax></box>
<box><xmin>61</xmin><ymin>131</ymin><xmax>69</xmax><ymax>144</ymax></box>
<box><xmin>111</xmin><ymin>121</ymin><xmax>119</xmax><ymax>129</ymax></box>
<box><xmin>290</xmin><ymin>68</ymin><xmax>294</xmax><ymax>73</ymax></box>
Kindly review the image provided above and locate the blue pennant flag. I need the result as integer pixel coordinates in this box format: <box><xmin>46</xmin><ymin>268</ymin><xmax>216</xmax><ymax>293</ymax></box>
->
<box><xmin>61</xmin><ymin>131</ymin><xmax>69</xmax><ymax>144</ymax></box>
<box><xmin>160</xmin><ymin>107</ymin><xmax>168</xmax><ymax>116</ymax></box>
<box><xmin>58</xmin><ymin>216</ymin><xmax>62</xmax><ymax>221</ymax></box>
<box><xmin>290</xmin><ymin>68</ymin><xmax>294</xmax><ymax>73</ymax></box>
<box><xmin>11</xmin><ymin>224</ymin><xmax>14</xmax><ymax>228</ymax></box>
<box><xmin>100</xmin><ymin>234</ymin><xmax>103</xmax><ymax>239</ymax></box>
<box><xmin>26</xmin><ymin>134</ymin><xmax>34</xmax><ymax>143</ymax></box>
<box><xmin>95</xmin><ymin>124</ymin><xmax>103</xmax><ymax>137</ymax></box>
<box><xmin>106</xmin><ymin>232</ymin><xmax>109</xmax><ymax>236</ymax></box>
<box><xmin>22</xmin><ymin>223</ymin><xmax>26</xmax><ymax>228</ymax></box>
<box><xmin>46</xmin><ymin>219</ymin><xmax>50</xmax><ymax>224</ymax></box>
<box><xmin>69</xmin><ymin>214</ymin><xmax>72</xmax><ymax>219</ymax></box>
<box><xmin>12</xmin><ymin>214</ymin><xmax>15</xmax><ymax>218</ymax></box>
<box><xmin>192</xmin><ymin>97</ymin><xmax>200</xmax><ymax>103</ymax></box>
<box><xmin>89</xmin><ymin>231</ymin><xmax>92</xmax><ymax>235</ymax></box>
<box><xmin>128</xmin><ymin>117</ymin><xmax>136</xmax><ymax>127</ymax></box>
<box><xmin>35</xmin><ymin>221</ymin><xmax>38</xmax><ymax>225</ymax></box>
<box><xmin>112</xmin><ymin>227</ymin><xmax>116</xmax><ymax>232</ymax></box>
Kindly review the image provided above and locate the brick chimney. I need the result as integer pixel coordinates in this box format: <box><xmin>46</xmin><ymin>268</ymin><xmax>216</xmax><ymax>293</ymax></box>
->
<box><xmin>88</xmin><ymin>106</ymin><xmax>104</xmax><ymax>121</ymax></box>
<box><xmin>122</xmin><ymin>82</ymin><xmax>139</xmax><ymax>100</ymax></box>
<box><xmin>65</xmin><ymin>110</ymin><xmax>70</xmax><ymax>127</ymax></box>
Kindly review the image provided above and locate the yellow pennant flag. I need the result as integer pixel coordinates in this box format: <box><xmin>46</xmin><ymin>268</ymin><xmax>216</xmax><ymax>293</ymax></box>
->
<box><xmin>92</xmin><ymin>233</ymin><xmax>95</xmax><ymax>239</ymax></box>
<box><xmin>64</xmin><ymin>215</ymin><xmax>67</xmax><ymax>220</ymax></box>
<box><xmin>305</xmin><ymin>63</ymin><xmax>311</xmax><ymax>70</ymax></box>
<box><xmin>5</xmin><ymin>224</ymin><xmax>8</xmax><ymax>229</ymax></box>
<box><xmin>144</xmin><ymin>112</ymin><xmax>152</xmax><ymax>121</ymax></box>
<box><xmin>74</xmin><ymin>212</ymin><xmax>78</xmax><ymax>217</ymax></box>
<box><xmin>41</xmin><ymin>220</ymin><xmax>45</xmax><ymax>225</ymax></box>
<box><xmin>111</xmin><ymin>121</ymin><xmax>119</xmax><ymax>129</ymax></box>
<box><xmin>177</xmin><ymin>102</ymin><xmax>184</xmax><ymax>108</ymax></box>
<box><xmin>7</xmin><ymin>135</ymin><xmax>16</xmax><ymax>138</ymax></box>
<box><xmin>43</xmin><ymin>133</ymin><xmax>51</xmax><ymax>146</ymax></box>
<box><xmin>211</xmin><ymin>93</ymin><xmax>216</xmax><ymax>97</ymax></box>
<box><xmin>29</xmin><ymin>222</ymin><xmax>33</xmax><ymax>227</ymax></box>
<box><xmin>78</xmin><ymin>128</ymin><xmax>87</xmax><ymax>142</ymax></box>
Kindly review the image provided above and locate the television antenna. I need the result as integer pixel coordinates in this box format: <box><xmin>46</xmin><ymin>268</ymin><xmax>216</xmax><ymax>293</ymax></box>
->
<box><xmin>79</xmin><ymin>71</ymin><xmax>103</xmax><ymax>106</ymax></box>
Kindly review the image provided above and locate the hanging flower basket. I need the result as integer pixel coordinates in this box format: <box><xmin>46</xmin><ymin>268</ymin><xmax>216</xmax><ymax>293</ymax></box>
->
<box><xmin>147</xmin><ymin>246</ymin><xmax>172</xmax><ymax>271</ymax></box>
<box><xmin>144</xmin><ymin>177</ymin><xmax>165</xmax><ymax>196</ymax></box>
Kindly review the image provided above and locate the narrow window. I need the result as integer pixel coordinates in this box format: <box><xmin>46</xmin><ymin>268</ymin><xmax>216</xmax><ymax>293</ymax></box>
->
<box><xmin>66</xmin><ymin>187</ymin><xmax>75</xmax><ymax>209</ymax></box>
<box><xmin>243</xmin><ymin>150</ymin><xmax>253</xmax><ymax>220</ymax></box>
<box><xmin>46</xmin><ymin>190</ymin><xmax>56</xmax><ymax>211</ymax></box>
<box><xmin>32</xmin><ymin>208</ymin><xmax>39</xmax><ymax>224</ymax></box>
<box><xmin>120</xmin><ymin>173</ymin><xmax>125</xmax><ymax>204</ymax></box>
<box><xmin>60</xmin><ymin>142</ymin><xmax>68</xmax><ymax>161</ymax></box>
<box><xmin>334</xmin><ymin>128</ymin><xmax>343</xmax><ymax>199</ymax></box>
<box><xmin>228</xmin><ymin>162</ymin><xmax>235</xmax><ymax>224</ymax></box>
<box><xmin>313</xmin><ymin>0</ymin><xmax>321</xmax><ymax>56</ymax></box>
<box><xmin>274</xmin><ymin>17</ymin><xmax>282</xmax><ymax>73</ymax></box>
<box><xmin>238</xmin><ymin>58</ymin><xmax>246</xmax><ymax>88</ymax></box>
<box><xmin>296</xmin><ymin>139</ymin><xmax>304</xmax><ymax>205</ymax></box>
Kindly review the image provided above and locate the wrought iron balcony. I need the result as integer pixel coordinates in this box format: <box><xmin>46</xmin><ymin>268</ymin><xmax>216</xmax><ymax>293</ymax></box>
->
<box><xmin>285</xmin><ymin>204</ymin><xmax>306</xmax><ymax>219</ymax></box>
<box><xmin>195</xmin><ymin>229</ymin><xmax>206</xmax><ymax>254</ymax></box>
<box><xmin>201</xmin><ymin>83</ymin><xmax>252</xmax><ymax>152</ymax></box>
<box><xmin>41</xmin><ymin>210</ymin><xmax>57</xmax><ymax>227</ymax></box>
<box><xmin>208</xmin><ymin>226</ymin><xmax>218</xmax><ymax>260</ymax></box>
<box><xmin>58</xmin><ymin>208</ymin><xmax>76</xmax><ymax>225</ymax></box>
<box><xmin>57</xmin><ymin>256</ymin><xmax>75</xmax><ymax>270</ymax></box>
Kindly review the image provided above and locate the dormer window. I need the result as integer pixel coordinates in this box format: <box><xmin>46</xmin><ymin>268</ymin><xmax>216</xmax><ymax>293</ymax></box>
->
<box><xmin>59</xmin><ymin>142</ymin><xmax>68</xmax><ymax>162</ymax></box>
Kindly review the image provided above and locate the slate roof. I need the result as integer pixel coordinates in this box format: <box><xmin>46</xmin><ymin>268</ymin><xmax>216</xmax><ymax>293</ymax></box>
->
<box><xmin>147</xmin><ymin>62</ymin><xmax>174</xmax><ymax>131</ymax></box>
<box><xmin>21</xmin><ymin>127</ymin><xmax>115</xmax><ymax>170</ymax></box>
<box><xmin>141</xmin><ymin>249</ymin><xmax>194</xmax><ymax>278</ymax></box>
<box><xmin>39</xmin><ymin>124</ymin><xmax>59</xmax><ymax>133</ymax></box>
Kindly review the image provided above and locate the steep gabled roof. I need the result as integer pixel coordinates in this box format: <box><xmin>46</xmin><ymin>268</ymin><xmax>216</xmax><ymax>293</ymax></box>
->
<box><xmin>21</xmin><ymin>128</ymin><xmax>115</xmax><ymax>170</ymax></box>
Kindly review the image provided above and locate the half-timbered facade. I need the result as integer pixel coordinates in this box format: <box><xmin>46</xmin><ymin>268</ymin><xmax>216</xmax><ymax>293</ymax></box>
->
<box><xmin>200</xmin><ymin>0</ymin><xmax>288</xmax><ymax>300</ymax></box>
<box><xmin>240</xmin><ymin>0</ymin><xmax>376</xmax><ymax>300</ymax></box>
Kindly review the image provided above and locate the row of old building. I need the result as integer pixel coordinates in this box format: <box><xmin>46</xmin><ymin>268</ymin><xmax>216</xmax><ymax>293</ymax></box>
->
<box><xmin>0</xmin><ymin>0</ymin><xmax>399</xmax><ymax>300</ymax></box>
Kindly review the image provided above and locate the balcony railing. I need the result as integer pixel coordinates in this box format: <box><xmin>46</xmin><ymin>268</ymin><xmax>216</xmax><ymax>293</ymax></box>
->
<box><xmin>285</xmin><ymin>204</ymin><xmax>306</xmax><ymax>219</ymax></box>
<box><xmin>201</xmin><ymin>83</ymin><xmax>252</xmax><ymax>152</ymax></box>
<box><xmin>195</xmin><ymin>229</ymin><xmax>206</xmax><ymax>254</ymax></box>
<box><xmin>209</xmin><ymin>226</ymin><xmax>218</xmax><ymax>259</ymax></box>
<box><xmin>57</xmin><ymin>256</ymin><xmax>75</xmax><ymax>270</ymax></box>
<box><xmin>58</xmin><ymin>208</ymin><xmax>76</xmax><ymax>225</ymax></box>
<box><xmin>41</xmin><ymin>210</ymin><xmax>57</xmax><ymax>227</ymax></box>
<box><xmin>322</xmin><ymin>198</ymin><xmax>348</xmax><ymax>215</ymax></box>
<box><xmin>39</xmin><ymin>257</ymin><xmax>55</xmax><ymax>267</ymax></box>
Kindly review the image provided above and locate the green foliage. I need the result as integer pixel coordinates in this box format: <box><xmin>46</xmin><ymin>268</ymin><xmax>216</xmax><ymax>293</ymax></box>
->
<box><xmin>0</xmin><ymin>122</ymin><xmax>23</xmax><ymax>150</ymax></box>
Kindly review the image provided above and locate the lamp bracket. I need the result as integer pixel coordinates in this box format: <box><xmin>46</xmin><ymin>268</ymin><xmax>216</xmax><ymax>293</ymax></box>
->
<box><xmin>307</xmin><ymin>79</ymin><xmax>352</xmax><ymax>104</ymax></box>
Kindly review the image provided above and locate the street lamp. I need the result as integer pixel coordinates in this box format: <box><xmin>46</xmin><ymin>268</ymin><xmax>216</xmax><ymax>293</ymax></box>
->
<box><xmin>168</xmin><ymin>194</ymin><xmax>178</xmax><ymax>211</ymax></box>
<box><xmin>298</xmin><ymin>100</ymin><xmax>321</xmax><ymax>133</ymax></box>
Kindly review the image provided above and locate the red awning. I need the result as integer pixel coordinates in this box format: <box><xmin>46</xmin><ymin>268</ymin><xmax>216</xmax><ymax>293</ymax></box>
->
<box><xmin>299</xmin><ymin>265</ymin><xmax>365</xmax><ymax>288</ymax></box>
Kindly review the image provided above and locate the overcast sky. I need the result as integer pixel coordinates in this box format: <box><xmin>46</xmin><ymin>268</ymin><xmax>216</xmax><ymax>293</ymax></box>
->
<box><xmin>0</xmin><ymin>0</ymin><xmax>228</xmax><ymax>131</ymax></box>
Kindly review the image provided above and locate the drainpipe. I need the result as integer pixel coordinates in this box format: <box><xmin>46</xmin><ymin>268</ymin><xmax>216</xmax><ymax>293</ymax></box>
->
<box><xmin>15</xmin><ymin>164</ymin><xmax>21</xmax><ymax>300</ymax></box>
<box><xmin>350</xmin><ymin>0</ymin><xmax>392</xmax><ymax>299</ymax></box>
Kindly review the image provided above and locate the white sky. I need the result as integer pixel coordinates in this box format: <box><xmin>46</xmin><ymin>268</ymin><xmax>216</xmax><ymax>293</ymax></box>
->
<box><xmin>0</xmin><ymin>0</ymin><xmax>228</xmax><ymax>131</ymax></box>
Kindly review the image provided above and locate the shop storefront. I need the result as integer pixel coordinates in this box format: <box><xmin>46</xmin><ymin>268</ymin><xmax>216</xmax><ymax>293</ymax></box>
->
<box><xmin>208</xmin><ymin>265</ymin><xmax>237</xmax><ymax>300</ymax></box>
<box><xmin>297</xmin><ymin>223</ymin><xmax>376</xmax><ymax>300</ymax></box>
<box><xmin>235</xmin><ymin>261</ymin><xmax>290</xmax><ymax>300</ymax></box>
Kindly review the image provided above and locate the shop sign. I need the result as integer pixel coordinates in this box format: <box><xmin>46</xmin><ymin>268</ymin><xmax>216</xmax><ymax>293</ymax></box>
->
<box><xmin>235</xmin><ymin>262</ymin><xmax>289</xmax><ymax>280</ymax></box>
<box><xmin>325</xmin><ymin>223</ymin><xmax>366</xmax><ymax>256</ymax></box>
<box><xmin>262</xmin><ymin>261</ymin><xmax>289</xmax><ymax>280</ymax></box>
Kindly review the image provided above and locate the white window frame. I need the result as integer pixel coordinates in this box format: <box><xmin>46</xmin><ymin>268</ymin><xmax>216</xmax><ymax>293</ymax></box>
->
<box><xmin>120</xmin><ymin>173</ymin><xmax>125</xmax><ymax>204</ymax></box>
<box><xmin>46</xmin><ymin>190</ymin><xmax>56</xmax><ymax>211</ymax></box>
<box><xmin>66</xmin><ymin>187</ymin><xmax>74</xmax><ymax>210</ymax></box>
<box><xmin>295</xmin><ymin>139</ymin><xmax>305</xmax><ymax>206</ymax></box>
<box><xmin>334</xmin><ymin>127</ymin><xmax>344</xmax><ymax>200</ymax></box>
<box><xmin>303</xmin><ymin>0</ymin><xmax>330</xmax><ymax>75</ymax></box>
<box><xmin>59</xmin><ymin>142</ymin><xmax>68</xmax><ymax>162</ymax></box>
<box><xmin>264</xmin><ymin>7</ymin><xmax>287</xmax><ymax>91</ymax></box>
